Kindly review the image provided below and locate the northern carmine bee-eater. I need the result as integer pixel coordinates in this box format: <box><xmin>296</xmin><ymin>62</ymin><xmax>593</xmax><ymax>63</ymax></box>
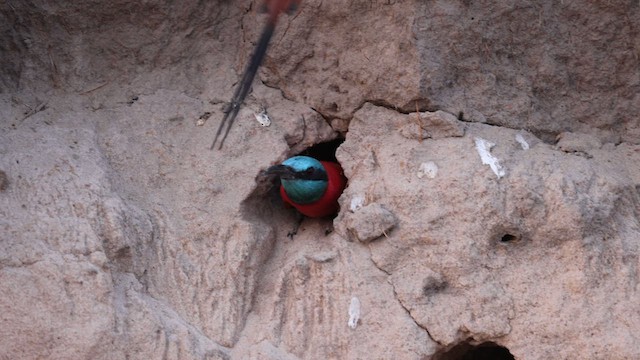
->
<box><xmin>266</xmin><ymin>156</ymin><xmax>347</xmax><ymax>218</ymax></box>
<box><xmin>211</xmin><ymin>0</ymin><xmax>303</xmax><ymax>150</ymax></box>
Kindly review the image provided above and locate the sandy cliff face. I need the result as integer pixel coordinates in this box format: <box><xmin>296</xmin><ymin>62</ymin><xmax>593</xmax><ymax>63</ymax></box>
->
<box><xmin>1</xmin><ymin>1</ymin><xmax>638</xmax><ymax>359</ymax></box>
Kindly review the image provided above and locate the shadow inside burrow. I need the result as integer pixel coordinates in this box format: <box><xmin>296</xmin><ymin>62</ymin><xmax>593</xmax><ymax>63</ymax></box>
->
<box><xmin>296</xmin><ymin>138</ymin><xmax>344</xmax><ymax>162</ymax></box>
<box><xmin>488</xmin><ymin>222</ymin><xmax>526</xmax><ymax>247</ymax></box>
<box><xmin>432</xmin><ymin>340</ymin><xmax>515</xmax><ymax>360</ymax></box>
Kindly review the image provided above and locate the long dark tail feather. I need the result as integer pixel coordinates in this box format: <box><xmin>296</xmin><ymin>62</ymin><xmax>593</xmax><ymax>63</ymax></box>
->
<box><xmin>211</xmin><ymin>21</ymin><xmax>276</xmax><ymax>150</ymax></box>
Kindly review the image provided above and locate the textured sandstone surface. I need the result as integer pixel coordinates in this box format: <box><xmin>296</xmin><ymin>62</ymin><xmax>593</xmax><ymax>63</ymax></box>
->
<box><xmin>1</xmin><ymin>1</ymin><xmax>639</xmax><ymax>359</ymax></box>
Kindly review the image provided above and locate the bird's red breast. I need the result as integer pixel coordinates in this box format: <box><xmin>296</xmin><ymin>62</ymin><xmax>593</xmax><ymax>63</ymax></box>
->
<box><xmin>279</xmin><ymin>161</ymin><xmax>347</xmax><ymax>218</ymax></box>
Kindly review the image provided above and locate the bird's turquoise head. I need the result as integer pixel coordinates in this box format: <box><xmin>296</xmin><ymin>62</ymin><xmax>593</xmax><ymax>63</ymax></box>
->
<box><xmin>266</xmin><ymin>156</ymin><xmax>328</xmax><ymax>204</ymax></box>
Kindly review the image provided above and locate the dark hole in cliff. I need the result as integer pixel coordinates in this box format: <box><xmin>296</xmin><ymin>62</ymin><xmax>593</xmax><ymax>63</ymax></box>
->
<box><xmin>297</xmin><ymin>138</ymin><xmax>344</xmax><ymax>162</ymax></box>
<box><xmin>500</xmin><ymin>233</ymin><xmax>518</xmax><ymax>243</ymax></box>
<box><xmin>433</xmin><ymin>341</ymin><xmax>514</xmax><ymax>360</ymax></box>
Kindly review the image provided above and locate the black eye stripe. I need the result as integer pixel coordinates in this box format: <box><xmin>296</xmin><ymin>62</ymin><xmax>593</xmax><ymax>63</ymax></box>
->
<box><xmin>294</xmin><ymin>167</ymin><xmax>328</xmax><ymax>181</ymax></box>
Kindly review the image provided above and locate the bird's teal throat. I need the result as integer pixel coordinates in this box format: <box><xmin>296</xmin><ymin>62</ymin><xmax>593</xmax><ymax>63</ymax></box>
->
<box><xmin>281</xmin><ymin>178</ymin><xmax>328</xmax><ymax>204</ymax></box>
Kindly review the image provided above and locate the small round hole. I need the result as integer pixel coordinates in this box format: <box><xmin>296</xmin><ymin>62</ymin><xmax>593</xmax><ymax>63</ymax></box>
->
<box><xmin>433</xmin><ymin>341</ymin><xmax>515</xmax><ymax>360</ymax></box>
<box><xmin>500</xmin><ymin>234</ymin><xmax>518</xmax><ymax>243</ymax></box>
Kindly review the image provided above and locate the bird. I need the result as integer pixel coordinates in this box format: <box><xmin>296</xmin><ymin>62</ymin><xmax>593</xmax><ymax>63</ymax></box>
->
<box><xmin>266</xmin><ymin>155</ymin><xmax>347</xmax><ymax>219</ymax></box>
<box><xmin>211</xmin><ymin>0</ymin><xmax>302</xmax><ymax>150</ymax></box>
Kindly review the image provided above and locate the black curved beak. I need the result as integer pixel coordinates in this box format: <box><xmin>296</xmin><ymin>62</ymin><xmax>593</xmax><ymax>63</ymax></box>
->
<box><xmin>265</xmin><ymin>164</ymin><xmax>296</xmax><ymax>180</ymax></box>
